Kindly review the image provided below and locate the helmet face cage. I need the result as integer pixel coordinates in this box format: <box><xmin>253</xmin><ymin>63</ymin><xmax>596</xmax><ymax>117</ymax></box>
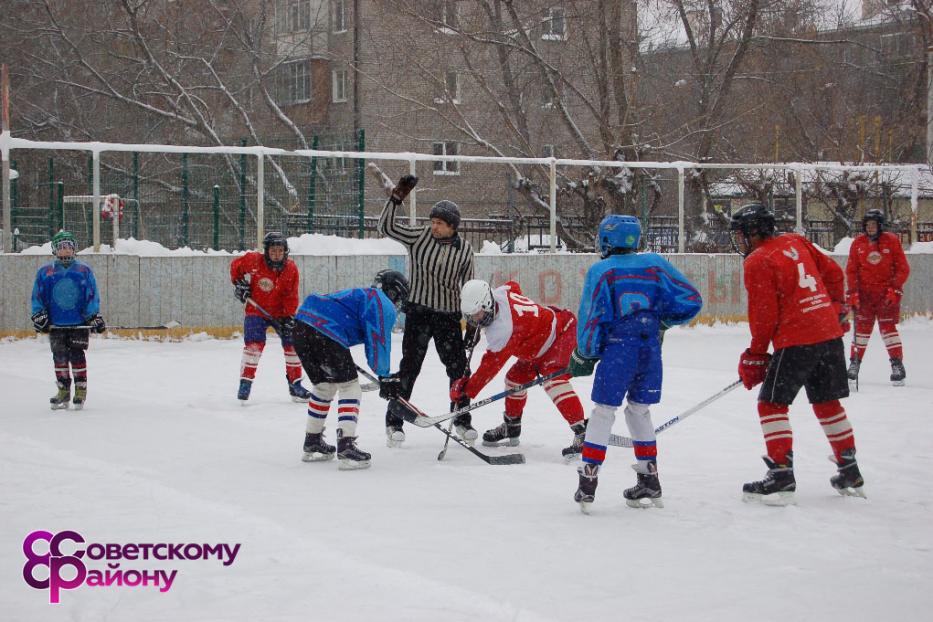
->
<box><xmin>460</xmin><ymin>280</ymin><xmax>495</xmax><ymax>328</ymax></box>
<box><xmin>729</xmin><ymin>204</ymin><xmax>775</xmax><ymax>256</ymax></box>
<box><xmin>373</xmin><ymin>270</ymin><xmax>410</xmax><ymax>307</ymax></box>
<box><xmin>597</xmin><ymin>215</ymin><xmax>641</xmax><ymax>258</ymax></box>
<box><xmin>52</xmin><ymin>231</ymin><xmax>77</xmax><ymax>266</ymax></box>
<box><xmin>263</xmin><ymin>232</ymin><xmax>289</xmax><ymax>270</ymax></box>
<box><xmin>863</xmin><ymin>209</ymin><xmax>884</xmax><ymax>239</ymax></box>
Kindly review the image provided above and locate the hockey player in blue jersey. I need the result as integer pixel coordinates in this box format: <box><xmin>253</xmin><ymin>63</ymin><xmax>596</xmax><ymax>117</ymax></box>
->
<box><xmin>292</xmin><ymin>270</ymin><xmax>409</xmax><ymax>470</ymax></box>
<box><xmin>30</xmin><ymin>230</ymin><xmax>106</xmax><ymax>410</ymax></box>
<box><xmin>569</xmin><ymin>215</ymin><xmax>702</xmax><ymax>513</ymax></box>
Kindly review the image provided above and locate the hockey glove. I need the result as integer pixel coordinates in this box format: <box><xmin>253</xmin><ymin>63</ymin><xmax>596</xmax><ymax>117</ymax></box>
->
<box><xmin>846</xmin><ymin>292</ymin><xmax>860</xmax><ymax>310</ymax></box>
<box><xmin>884</xmin><ymin>287</ymin><xmax>902</xmax><ymax>307</ymax></box>
<box><xmin>233</xmin><ymin>279</ymin><xmax>251</xmax><ymax>304</ymax></box>
<box><xmin>568</xmin><ymin>348</ymin><xmax>597</xmax><ymax>377</ymax></box>
<box><xmin>449</xmin><ymin>376</ymin><xmax>470</xmax><ymax>402</ymax></box>
<box><xmin>738</xmin><ymin>349</ymin><xmax>771</xmax><ymax>390</ymax></box>
<box><xmin>278</xmin><ymin>316</ymin><xmax>296</xmax><ymax>341</ymax></box>
<box><xmin>836</xmin><ymin>303</ymin><xmax>851</xmax><ymax>333</ymax></box>
<box><xmin>31</xmin><ymin>310</ymin><xmax>50</xmax><ymax>333</ymax></box>
<box><xmin>379</xmin><ymin>374</ymin><xmax>402</xmax><ymax>400</ymax></box>
<box><xmin>86</xmin><ymin>314</ymin><xmax>106</xmax><ymax>334</ymax></box>
<box><xmin>390</xmin><ymin>175</ymin><xmax>418</xmax><ymax>205</ymax></box>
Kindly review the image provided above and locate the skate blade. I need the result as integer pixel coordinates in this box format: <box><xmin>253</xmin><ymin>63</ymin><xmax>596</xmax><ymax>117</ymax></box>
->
<box><xmin>338</xmin><ymin>459</ymin><xmax>371</xmax><ymax>471</ymax></box>
<box><xmin>386</xmin><ymin>439</ymin><xmax>404</xmax><ymax>448</ymax></box>
<box><xmin>50</xmin><ymin>403</ymin><xmax>70</xmax><ymax>411</ymax></box>
<box><xmin>481</xmin><ymin>439</ymin><xmax>520</xmax><ymax>448</ymax></box>
<box><xmin>301</xmin><ymin>452</ymin><xmax>335</xmax><ymax>462</ymax></box>
<box><xmin>835</xmin><ymin>486</ymin><xmax>867</xmax><ymax>499</ymax></box>
<box><xmin>848</xmin><ymin>379</ymin><xmax>858</xmax><ymax>392</ymax></box>
<box><xmin>743</xmin><ymin>491</ymin><xmax>796</xmax><ymax>506</ymax></box>
<box><xmin>291</xmin><ymin>395</ymin><xmax>308</xmax><ymax>403</ymax></box>
<box><xmin>563</xmin><ymin>453</ymin><xmax>580</xmax><ymax>463</ymax></box>
<box><xmin>625</xmin><ymin>497</ymin><xmax>664</xmax><ymax>509</ymax></box>
<box><xmin>72</xmin><ymin>403</ymin><xmax>84</xmax><ymax>411</ymax></box>
<box><xmin>578</xmin><ymin>501</ymin><xmax>593</xmax><ymax>515</ymax></box>
<box><xmin>892</xmin><ymin>380</ymin><xmax>905</xmax><ymax>387</ymax></box>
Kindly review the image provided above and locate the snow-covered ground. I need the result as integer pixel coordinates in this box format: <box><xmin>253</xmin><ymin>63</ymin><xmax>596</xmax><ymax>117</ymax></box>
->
<box><xmin>2</xmin><ymin>321</ymin><xmax>931</xmax><ymax>621</ymax></box>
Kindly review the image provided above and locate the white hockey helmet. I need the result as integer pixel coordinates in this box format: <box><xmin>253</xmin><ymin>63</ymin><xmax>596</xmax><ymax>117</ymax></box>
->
<box><xmin>460</xmin><ymin>279</ymin><xmax>496</xmax><ymax>328</ymax></box>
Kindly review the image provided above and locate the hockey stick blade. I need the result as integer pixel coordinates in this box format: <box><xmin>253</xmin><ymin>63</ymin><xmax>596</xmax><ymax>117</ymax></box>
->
<box><xmin>433</xmin><ymin>423</ymin><xmax>525</xmax><ymax>464</ymax></box>
<box><xmin>607</xmin><ymin>379</ymin><xmax>743</xmax><ymax>448</ymax></box>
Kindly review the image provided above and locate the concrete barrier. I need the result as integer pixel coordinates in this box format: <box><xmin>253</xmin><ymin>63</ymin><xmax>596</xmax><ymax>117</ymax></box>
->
<box><xmin>2</xmin><ymin>252</ymin><xmax>930</xmax><ymax>337</ymax></box>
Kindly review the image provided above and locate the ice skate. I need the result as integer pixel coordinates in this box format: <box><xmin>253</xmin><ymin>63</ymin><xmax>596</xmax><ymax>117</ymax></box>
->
<box><xmin>561</xmin><ymin>421</ymin><xmax>587</xmax><ymax>460</ymax></box>
<box><xmin>847</xmin><ymin>358</ymin><xmax>860</xmax><ymax>391</ymax></box>
<box><xmin>237</xmin><ymin>379</ymin><xmax>252</xmax><ymax>402</ymax></box>
<box><xmin>50</xmin><ymin>382</ymin><xmax>70</xmax><ymax>410</ymax></box>
<box><xmin>743</xmin><ymin>453</ymin><xmax>796</xmax><ymax>506</ymax></box>
<box><xmin>574</xmin><ymin>463</ymin><xmax>599</xmax><ymax>514</ymax></box>
<box><xmin>623</xmin><ymin>462</ymin><xmax>664</xmax><ymax>509</ymax></box>
<box><xmin>482</xmin><ymin>415</ymin><xmax>521</xmax><ymax>447</ymax></box>
<box><xmin>72</xmin><ymin>382</ymin><xmax>87</xmax><ymax>411</ymax></box>
<box><xmin>302</xmin><ymin>431</ymin><xmax>335</xmax><ymax>462</ymax></box>
<box><xmin>385</xmin><ymin>425</ymin><xmax>405</xmax><ymax>448</ymax></box>
<box><xmin>337</xmin><ymin>435</ymin><xmax>371</xmax><ymax>470</ymax></box>
<box><xmin>289</xmin><ymin>380</ymin><xmax>312</xmax><ymax>402</ymax></box>
<box><xmin>890</xmin><ymin>358</ymin><xmax>906</xmax><ymax>387</ymax></box>
<box><xmin>830</xmin><ymin>449</ymin><xmax>866</xmax><ymax>498</ymax></box>
<box><xmin>454</xmin><ymin>419</ymin><xmax>479</xmax><ymax>446</ymax></box>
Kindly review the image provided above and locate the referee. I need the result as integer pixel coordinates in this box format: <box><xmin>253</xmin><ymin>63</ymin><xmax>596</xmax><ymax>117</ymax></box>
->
<box><xmin>378</xmin><ymin>175</ymin><xmax>476</xmax><ymax>447</ymax></box>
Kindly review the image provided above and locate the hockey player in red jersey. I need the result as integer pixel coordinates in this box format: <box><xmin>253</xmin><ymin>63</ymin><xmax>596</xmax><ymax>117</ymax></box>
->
<box><xmin>731</xmin><ymin>203</ymin><xmax>865</xmax><ymax>504</ymax></box>
<box><xmin>845</xmin><ymin>209</ymin><xmax>910</xmax><ymax>386</ymax></box>
<box><xmin>449</xmin><ymin>280</ymin><xmax>586</xmax><ymax>457</ymax></box>
<box><xmin>230</xmin><ymin>232</ymin><xmax>311</xmax><ymax>403</ymax></box>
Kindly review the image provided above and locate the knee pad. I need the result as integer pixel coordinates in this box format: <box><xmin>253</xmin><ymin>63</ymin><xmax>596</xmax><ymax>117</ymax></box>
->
<box><xmin>624</xmin><ymin>401</ymin><xmax>654</xmax><ymax>439</ymax></box>
<box><xmin>336</xmin><ymin>379</ymin><xmax>362</xmax><ymax>401</ymax></box>
<box><xmin>312</xmin><ymin>382</ymin><xmax>338</xmax><ymax>402</ymax></box>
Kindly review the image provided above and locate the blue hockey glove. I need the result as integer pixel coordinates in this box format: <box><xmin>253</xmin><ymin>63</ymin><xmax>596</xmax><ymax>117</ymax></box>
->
<box><xmin>568</xmin><ymin>348</ymin><xmax>597</xmax><ymax>377</ymax></box>
<box><xmin>31</xmin><ymin>310</ymin><xmax>50</xmax><ymax>333</ymax></box>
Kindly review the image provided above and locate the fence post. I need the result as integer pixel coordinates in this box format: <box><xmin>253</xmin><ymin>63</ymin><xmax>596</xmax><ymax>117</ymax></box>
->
<box><xmin>307</xmin><ymin>135</ymin><xmax>318</xmax><ymax>233</ymax></box>
<box><xmin>548</xmin><ymin>157</ymin><xmax>557</xmax><ymax>252</ymax></box>
<box><xmin>357</xmin><ymin>128</ymin><xmax>365</xmax><ymax>239</ymax></box>
<box><xmin>238</xmin><ymin>138</ymin><xmax>247</xmax><ymax>250</ymax></box>
<box><xmin>794</xmin><ymin>167</ymin><xmax>803</xmax><ymax>234</ymax></box>
<box><xmin>256</xmin><ymin>152</ymin><xmax>264</xmax><ymax>249</ymax></box>
<box><xmin>409</xmin><ymin>158</ymin><xmax>417</xmax><ymax>225</ymax></box>
<box><xmin>10</xmin><ymin>159</ymin><xmax>17</xmax><ymax>243</ymax></box>
<box><xmin>212</xmin><ymin>184</ymin><xmax>220</xmax><ymax>250</ymax></box>
<box><xmin>640</xmin><ymin>182</ymin><xmax>648</xmax><ymax>249</ymax></box>
<box><xmin>56</xmin><ymin>181</ymin><xmax>64</xmax><ymax>236</ymax></box>
<box><xmin>132</xmin><ymin>152</ymin><xmax>140</xmax><ymax>239</ymax></box>
<box><xmin>47</xmin><ymin>157</ymin><xmax>54</xmax><ymax>237</ymax></box>
<box><xmin>910</xmin><ymin>166</ymin><xmax>919</xmax><ymax>246</ymax></box>
<box><xmin>91</xmin><ymin>151</ymin><xmax>100</xmax><ymax>252</ymax></box>
<box><xmin>181</xmin><ymin>152</ymin><xmax>189</xmax><ymax>248</ymax></box>
<box><xmin>677</xmin><ymin>167</ymin><xmax>685</xmax><ymax>253</ymax></box>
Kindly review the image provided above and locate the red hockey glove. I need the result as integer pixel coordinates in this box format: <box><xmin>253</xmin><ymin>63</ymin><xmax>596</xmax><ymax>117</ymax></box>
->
<box><xmin>884</xmin><ymin>288</ymin><xmax>902</xmax><ymax>307</ymax></box>
<box><xmin>449</xmin><ymin>376</ymin><xmax>470</xmax><ymax>402</ymax></box>
<box><xmin>846</xmin><ymin>292</ymin><xmax>860</xmax><ymax>309</ymax></box>
<box><xmin>390</xmin><ymin>175</ymin><xmax>418</xmax><ymax>205</ymax></box>
<box><xmin>738</xmin><ymin>349</ymin><xmax>771</xmax><ymax>390</ymax></box>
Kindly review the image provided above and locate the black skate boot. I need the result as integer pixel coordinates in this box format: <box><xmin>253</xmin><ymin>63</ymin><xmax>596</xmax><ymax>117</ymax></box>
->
<box><xmin>289</xmin><ymin>380</ymin><xmax>312</xmax><ymax>402</ymax></box>
<box><xmin>890</xmin><ymin>358</ymin><xmax>906</xmax><ymax>386</ymax></box>
<box><xmin>302</xmin><ymin>430</ymin><xmax>336</xmax><ymax>462</ymax></box>
<box><xmin>623</xmin><ymin>462</ymin><xmax>663</xmax><ymax>509</ymax></box>
<box><xmin>237</xmin><ymin>379</ymin><xmax>252</xmax><ymax>402</ymax></box>
<box><xmin>830</xmin><ymin>449</ymin><xmax>866</xmax><ymax>498</ymax></box>
<box><xmin>50</xmin><ymin>381</ymin><xmax>70</xmax><ymax>410</ymax></box>
<box><xmin>482</xmin><ymin>415</ymin><xmax>522</xmax><ymax>447</ymax></box>
<box><xmin>453</xmin><ymin>415</ymin><xmax>479</xmax><ymax>446</ymax></box>
<box><xmin>72</xmin><ymin>381</ymin><xmax>87</xmax><ymax>411</ymax></box>
<box><xmin>743</xmin><ymin>453</ymin><xmax>796</xmax><ymax>506</ymax></box>
<box><xmin>847</xmin><ymin>358</ymin><xmax>860</xmax><ymax>381</ymax></box>
<box><xmin>561</xmin><ymin>420</ymin><xmax>587</xmax><ymax>460</ymax></box>
<box><xmin>574</xmin><ymin>463</ymin><xmax>600</xmax><ymax>514</ymax></box>
<box><xmin>337</xmin><ymin>434</ymin><xmax>371</xmax><ymax>470</ymax></box>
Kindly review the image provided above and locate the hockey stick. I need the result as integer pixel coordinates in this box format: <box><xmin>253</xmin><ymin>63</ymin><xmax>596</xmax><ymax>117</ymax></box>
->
<box><xmin>438</xmin><ymin>327</ymin><xmax>480</xmax><ymax>461</ymax></box>
<box><xmin>606</xmin><ymin>379</ymin><xmax>742</xmax><ymax>447</ymax></box>
<box><xmin>355</xmin><ymin>365</ymin><xmax>525</xmax><ymax>465</ymax></box>
<box><xmin>394</xmin><ymin>368</ymin><xmax>568</xmax><ymax>428</ymax></box>
<box><xmin>50</xmin><ymin>321</ymin><xmax>181</xmax><ymax>330</ymax></box>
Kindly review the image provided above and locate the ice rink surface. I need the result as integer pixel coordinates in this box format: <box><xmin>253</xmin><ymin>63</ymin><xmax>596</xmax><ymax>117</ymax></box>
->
<box><xmin>2</xmin><ymin>320</ymin><xmax>931</xmax><ymax>621</ymax></box>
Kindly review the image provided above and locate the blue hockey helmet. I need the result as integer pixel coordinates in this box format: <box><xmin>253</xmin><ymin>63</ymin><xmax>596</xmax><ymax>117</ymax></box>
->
<box><xmin>597</xmin><ymin>215</ymin><xmax>641</xmax><ymax>258</ymax></box>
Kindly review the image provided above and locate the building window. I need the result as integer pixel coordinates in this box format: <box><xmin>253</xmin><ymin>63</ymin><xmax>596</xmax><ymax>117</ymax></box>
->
<box><xmin>437</xmin><ymin>0</ymin><xmax>459</xmax><ymax>31</ymax></box>
<box><xmin>433</xmin><ymin>142</ymin><xmax>460</xmax><ymax>175</ymax></box>
<box><xmin>277</xmin><ymin>60</ymin><xmax>311</xmax><ymax>105</ymax></box>
<box><xmin>435</xmin><ymin>71</ymin><xmax>461</xmax><ymax>104</ymax></box>
<box><xmin>332</xmin><ymin>69</ymin><xmax>347</xmax><ymax>102</ymax></box>
<box><xmin>542</xmin><ymin>7</ymin><xmax>566</xmax><ymax>40</ymax></box>
<box><xmin>282</xmin><ymin>0</ymin><xmax>311</xmax><ymax>33</ymax></box>
<box><xmin>333</xmin><ymin>0</ymin><xmax>347</xmax><ymax>33</ymax></box>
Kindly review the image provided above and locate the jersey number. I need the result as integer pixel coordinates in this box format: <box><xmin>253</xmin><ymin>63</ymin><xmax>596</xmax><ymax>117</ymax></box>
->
<box><xmin>508</xmin><ymin>292</ymin><xmax>539</xmax><ymax>317</ymax></box>
<box><xmin>796</xmin><ymin>262</ymin><xmax>817</xmax><ymax>293</ymax></box>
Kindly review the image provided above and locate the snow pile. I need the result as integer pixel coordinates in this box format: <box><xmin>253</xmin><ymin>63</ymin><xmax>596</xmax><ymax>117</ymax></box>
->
<box><xmin>479</xmin><ymin>240</ymin><xmax>503</xmax><ymax>254</ymax></box>
<box><xmin>833</xmin><ymin>236</ymin><xmax>854</xmax><ymax>255</ymax></box>
<box><xmin>908</xmin><ymin>240</ymin><xmax>933</xmax><ymax>253</ymax></box>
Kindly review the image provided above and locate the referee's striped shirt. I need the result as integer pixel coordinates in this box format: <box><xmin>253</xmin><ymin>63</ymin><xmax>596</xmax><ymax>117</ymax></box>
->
<box><xmin>378</xmin><ymin>199</ymin><xmax>474</xmax><ymax>314</ymax></box>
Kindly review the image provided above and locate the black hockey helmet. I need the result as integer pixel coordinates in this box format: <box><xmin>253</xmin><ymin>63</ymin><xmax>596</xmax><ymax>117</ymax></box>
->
<box><xmin>263</xmin><ymin>231</ymin><xmax>289</xmax><ymax>270</ymax></box>
<box><xmin>373</xmin><ymin>269</ymin><xmax>410</xmax><ymax>307</ymax></box>
<box><xmin>729</xmin><ymin>203</ymin><xmax>776</xmax><ymax>256</ymax></box>
<box><xmin>429</xmin><ymin>200</ymin><xmax>461</xmax><ymax>230</ymax></box>
<box><xmin>862</xmin><ymin>208</ymin><xmax>885</xmax><ymax>240</ymax></box>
